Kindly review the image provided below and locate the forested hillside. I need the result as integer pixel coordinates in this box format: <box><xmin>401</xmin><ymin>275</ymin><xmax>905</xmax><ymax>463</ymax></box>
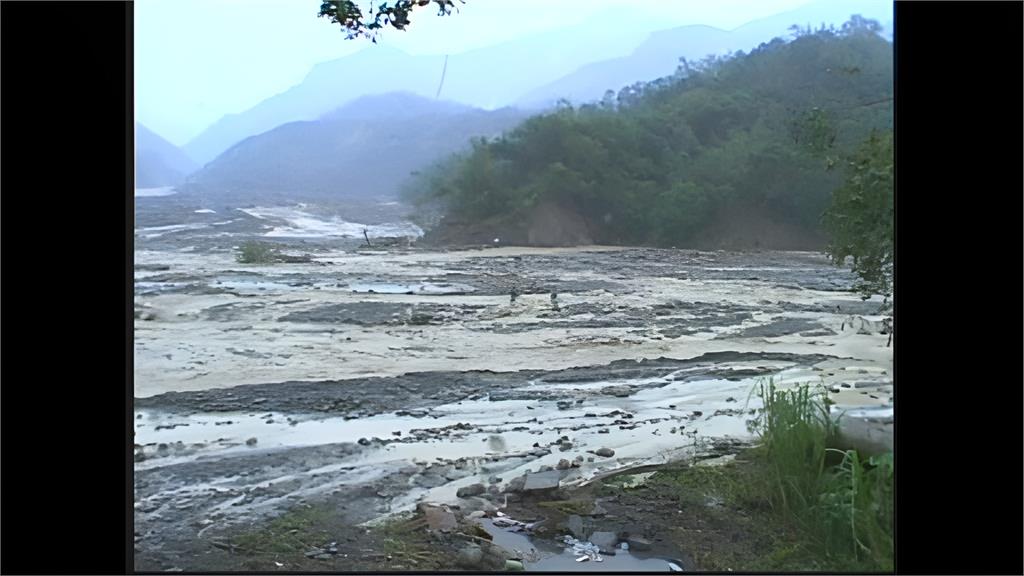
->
<box><xmin>408</xmin><ymin>17</ymin><xmax>892</xmax><ymax>249</ymax></box>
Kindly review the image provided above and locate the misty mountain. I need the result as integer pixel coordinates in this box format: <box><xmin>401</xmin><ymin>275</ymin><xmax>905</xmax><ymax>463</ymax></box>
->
<box><xmin>181</xmin><ymin>9</ymin><xmax>662</xmax><ymax>165</ymax></box>
<box><xmin>183</xmin><ymin>92</ymin><xmax>527</xmax><ymax>202</ymax></box>
<box><xmin>517</xmin><ymin>0</ymin><xmax>894</xmax><ymax>107</ymax></box>
<box><xmin>136</xmin><ymin>123</ymin><xmax>198</xmax><ymax>188</ymax></box>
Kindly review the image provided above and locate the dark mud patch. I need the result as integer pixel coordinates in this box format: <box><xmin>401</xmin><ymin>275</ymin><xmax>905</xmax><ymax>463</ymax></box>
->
<box><xmin>485</xmin><ymin>301</ymin><xmax>758</xmax><ymax>335</ymax></box>
<box><xmin>727</xmin><ymin>317</ymin><xmax>823</xmax><ymax>339</ymax></box>
<box><xmin>276</xmin><ymin>302</ymin><xmax>484</xmax><ymax>326</ymax></box>
<box><xmin>134</xmin><ymin>442</ymin><xmax>427</xmax><ymax>572</ymax></box>
<box><xmin>421</xmin><ymin>271</ymin><xmax>624</xmax><ymax>297</ymax></box>
<box><xmin>202</xmin><ymin>302</ymin><xmax>269</xmax><ymax>321</ymax></box>
<box><xmin>136</xmin><ymin>352</ymin><xmax>836</xmax><ymax>416</ymax></box>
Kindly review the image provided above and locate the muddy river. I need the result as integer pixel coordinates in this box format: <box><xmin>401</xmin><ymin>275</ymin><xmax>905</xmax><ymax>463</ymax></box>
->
<box><xmin>133</xmin><ymin>197</ymin><xmax>893</xmax><ymax>571</ymax></box>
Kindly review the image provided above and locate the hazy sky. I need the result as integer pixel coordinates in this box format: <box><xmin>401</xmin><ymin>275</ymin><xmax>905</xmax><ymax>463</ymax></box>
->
<box><xmin>136</xmin><ymin>0</ymin><xmax>828</xmax><ymax>145</ymax></box>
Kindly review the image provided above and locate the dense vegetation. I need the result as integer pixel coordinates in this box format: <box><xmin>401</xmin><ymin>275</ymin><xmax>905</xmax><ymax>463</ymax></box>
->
<box><xmin>406</xmin><ymin>18</ymin><xmax>892</xmax><ymax>251</ymax></box>
<box><xmin>823</xmin><ymin>129</ymin><xmax>893</xmax><ymax>300</ymax></box>
<box><xmin>749</xmin><ymin>379</ymin><xmax>893</xmax><ymax>570</ymax></box>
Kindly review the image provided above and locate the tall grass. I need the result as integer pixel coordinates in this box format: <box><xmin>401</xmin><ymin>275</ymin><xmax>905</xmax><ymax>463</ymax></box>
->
<box><xmin>751</xmin><ymin>378</ymin><xmax>894</xmax><ymax>571</ymax></box>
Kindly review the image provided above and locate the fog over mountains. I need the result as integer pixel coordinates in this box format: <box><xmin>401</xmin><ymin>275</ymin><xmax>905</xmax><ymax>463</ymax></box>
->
<box><xmin>136</xmin><ymin>123</ymin><xmax>199</xmax><ymax>188</ymax></box>
<box><xmin>140</xmin><ymin>0</ymin><xmax>892</xmax><ymax>201</ymax></box>
<box><xmin>182</xmin><ymin>93</ymin><xmax>527</xmax><ymax>202</ymax></box>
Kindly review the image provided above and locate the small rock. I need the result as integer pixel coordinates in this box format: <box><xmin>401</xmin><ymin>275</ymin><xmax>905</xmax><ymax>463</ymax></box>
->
<box><xmin>457</xmin><ymin>483</ymin><xmax>486</xmax><ymax>498</ymax></box>
<box><xmin>598</xmin><ymin>429</ymin><xmax>610</xmax><ymax>434</ymax></box>
<box><xmin>523</xmin><ymin>470</ymin><xmax>560</xmax><ymax>491</ymax></box>
<box><xmin>594</xmin><ymin>447</ymin><xmax>615</xmax><ymax>458</ymax></box>
<box><xmin>589</xmin><ymin>531</ymin><xmax>619</xmax><ymax>551</ymax></box>
<box><xmin>567</xmin><ymin>515</ymin><xmax>586</xmax><ymax>539</ymax></box>
<box><xmin>601</xmin><ymin>385</ymin><xmax>632</xmax><ymax>398</ymax></box>
<box><xmin>556</xmin><ymin>459</ymin><xmax>572</xmax><ymax>470</ymax></box>
<box><xmin>245</xmin><ymin>437</ymin><xmax>257</xmax><ymax>446</ymax></box>
<box><xmin>456</xmin><ymin>545</ymin><xmax>484</xmax><ymax>569</ymax></box>
<box><xmin>420</xmin><ymin>504</ymin><xmax>458</xmax><ymax>532</ymax></box>
<box><xmin>627</xmin><ymin>536</ymin><xmax>652</xmax><ymax>551</ymax></box>
<box><xmin>358</xmin><ymin>438</ymin><xmax>371</xmax><ymax>446</ymax></box>
<box><xmin>574</xmin><ymin>455</ymin><xmax>584</xmax><ymax>462</ymax></box>
<box><xmin>504</xmin><ymin>476</ymin><xmax>527</xmax><ymax>493</ymax></box>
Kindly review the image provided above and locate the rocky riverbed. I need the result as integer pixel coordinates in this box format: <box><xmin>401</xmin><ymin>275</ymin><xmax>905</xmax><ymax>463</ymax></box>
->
<box><xmin>133</xmin><ymin>197</ymin><xmax>893</xmax><ymax>571</ymax></box>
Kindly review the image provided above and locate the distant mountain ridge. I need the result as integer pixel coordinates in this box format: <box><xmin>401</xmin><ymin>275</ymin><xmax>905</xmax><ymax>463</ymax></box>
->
<box><xmin>518</xmin><ymin>0</ymin><xmax>894</xmax><ymax>107</ymax></box>
<box><xmin>180</xmin><ymin>0</ymin><xmax>892</xmax><ymax>167</ymax></box>
<box><xmin>183</xmin><ymin>93</ymin><xmax>527</xmax><ymax>202</ymax></box>
<box><xmin>181</xmin><ymin>9</ymin><xmax>659</xmax><ymax>165</ymax></box>
<box><xmin>136</xmin><ymin>123</ymin><xmax>198</xmax><ymax>188</ymax></box>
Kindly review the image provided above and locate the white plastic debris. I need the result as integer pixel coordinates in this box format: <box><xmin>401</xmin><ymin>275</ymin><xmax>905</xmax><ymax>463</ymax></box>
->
<box><xmin>621</xmin><ymin>542</ymin><xmax>629</xmax><ymax>550</ymax></box>
<box><xmin>668</xmin><ymin>561</ymin><xmax>684</xmax><ymax>571</ymax></box>
<box><xmin>575</xmin><ymin>556</ymin><xmax>589</xmax><ymax>562</ymax></box>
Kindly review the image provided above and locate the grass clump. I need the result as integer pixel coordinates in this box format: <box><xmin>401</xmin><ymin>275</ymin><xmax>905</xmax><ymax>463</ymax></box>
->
<box><xmin>236</xmin><ymin>240</ymin><xmax>280</xmax><ymax>264</ymax></box>
<box><xmin>749</xmin><ymin>378</ymin><xmax>894</xmax><ymax>571</ymax></box>
<box><xmin>231</xmin><ymin>504</ymin><xmax>331</xmax><ymax>556</ymax></box>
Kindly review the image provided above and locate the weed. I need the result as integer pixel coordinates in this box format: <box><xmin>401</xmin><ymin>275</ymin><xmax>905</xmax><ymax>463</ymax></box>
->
<box><xmin>236</xmin><ymin>240</ymin><xmax>280</xmax><ymax>263</ymax></box>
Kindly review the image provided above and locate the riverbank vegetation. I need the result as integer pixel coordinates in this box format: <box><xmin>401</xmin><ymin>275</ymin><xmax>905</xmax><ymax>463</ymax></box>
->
<box><xmin>648</xmin><ymin>379</ymin><xmax>893</xmax><ymax>571</ymax></box>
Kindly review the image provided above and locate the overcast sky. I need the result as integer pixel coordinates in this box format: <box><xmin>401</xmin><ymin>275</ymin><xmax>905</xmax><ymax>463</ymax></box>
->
<box><xmin>136</xmin><ymin>0</ymin><xmax>837</xmax><ymax>145</ymax></box>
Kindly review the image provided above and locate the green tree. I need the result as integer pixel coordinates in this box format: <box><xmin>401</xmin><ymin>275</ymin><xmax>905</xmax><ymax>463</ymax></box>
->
<box><xmin>319</xmin><ymin>0</ymin><xmax>462</xmax><ymax>41</ymax></box>
<box><xmin>822</xmin><ymin>130</ymin><xmax>893</xmax><ymax>300</ymax></box>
